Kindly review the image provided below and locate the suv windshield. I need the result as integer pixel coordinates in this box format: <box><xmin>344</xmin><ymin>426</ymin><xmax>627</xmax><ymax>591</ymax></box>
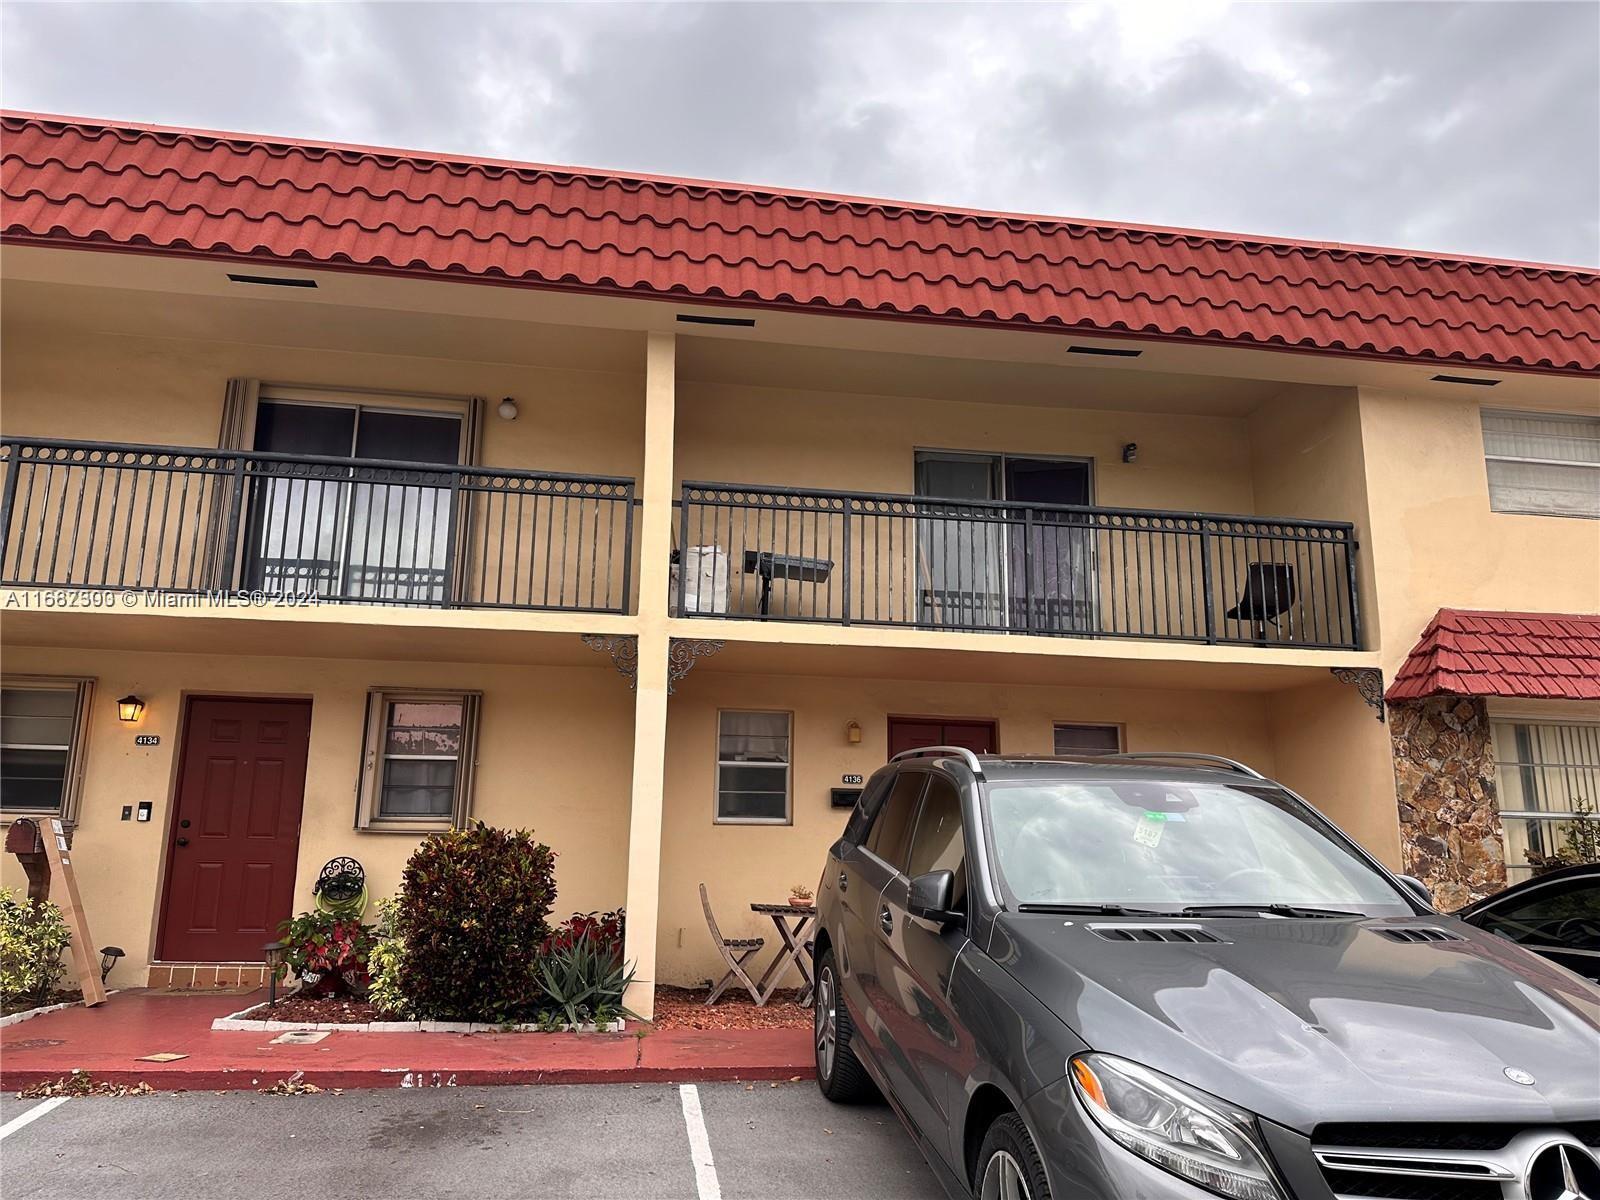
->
<box><xmin>986</xmin><ymin>779</ymin><xmax>1413</xmax><ymax>914</ymax></box>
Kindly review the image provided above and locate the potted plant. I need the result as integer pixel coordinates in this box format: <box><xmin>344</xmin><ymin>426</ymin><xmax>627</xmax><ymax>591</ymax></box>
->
<box><xmin>277</xmin><ymin>910</ymin><xmax>374</xmax><ymax>998</ymax></box>
<box><xmin>788</xmin><ymin>884</ymin><xmax>814</xmax><ymax>908</ymax></box>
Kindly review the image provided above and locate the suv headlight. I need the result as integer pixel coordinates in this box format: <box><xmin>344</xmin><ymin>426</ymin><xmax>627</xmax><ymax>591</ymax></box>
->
<box><xmin>1069</xmin><ymin>1052</ymin><xmax>1284</xmax><ymax>1200</ymax></box>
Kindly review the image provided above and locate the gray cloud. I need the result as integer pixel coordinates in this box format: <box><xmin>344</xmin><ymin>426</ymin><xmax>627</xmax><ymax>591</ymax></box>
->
<box><xmin>1</xmin><ymin>0</ymin><xmax>1595</xmax><ymax>264</ymax></box>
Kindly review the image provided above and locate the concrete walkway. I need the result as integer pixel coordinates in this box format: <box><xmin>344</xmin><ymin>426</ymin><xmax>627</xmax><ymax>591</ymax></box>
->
<box><xmin>0</xmin><ymin>991</ymin><xmax>814</xmax><ymax>1092</ymax></box>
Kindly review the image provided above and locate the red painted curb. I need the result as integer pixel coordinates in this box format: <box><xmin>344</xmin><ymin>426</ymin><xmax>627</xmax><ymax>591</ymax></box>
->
<box><xmin>1</xmin><ymin>1064</ymin><xmax>816</xmax><ymax>1093</ymax></box>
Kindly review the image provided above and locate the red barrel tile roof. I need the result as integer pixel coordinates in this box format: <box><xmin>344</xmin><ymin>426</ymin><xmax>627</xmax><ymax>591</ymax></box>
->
<box><xmin>1387</xmin><ymin>609</ymin><xmax>1600</xmax><ymax>702</ymax></box>
<box><xmin>3</xmin><ymin>112</ymin><xmax>1597</xmax><ymax>375</ymax></box>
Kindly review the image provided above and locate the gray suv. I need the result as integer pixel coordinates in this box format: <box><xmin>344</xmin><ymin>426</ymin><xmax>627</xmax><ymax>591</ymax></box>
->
<box><xmin>811</xmin><ymin>749</ymin><xmax>1600</xmax><ymax>1200</ymax></box>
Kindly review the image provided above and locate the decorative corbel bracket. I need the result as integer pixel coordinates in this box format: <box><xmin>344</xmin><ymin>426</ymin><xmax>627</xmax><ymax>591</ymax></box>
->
<box><xmin>1330</xmin><ymin>667</ymin><xmax>1385</xmax><ymax>722</ymax></box>
<box><xmin>667</xmin><ymin>638</ymin><xmax>724</xmax><ymax>693</ymax></box>
<box><xmin>581</xmin><ymin>634</ymin><xmax>639</xmax><ymax>689</ymax></box>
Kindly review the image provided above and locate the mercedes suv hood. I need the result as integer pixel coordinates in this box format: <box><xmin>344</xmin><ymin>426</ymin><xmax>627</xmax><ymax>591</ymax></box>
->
<box><xmin>990</xmin><ymin>912</ymin><xmax>1600</xmax><ymax>1132</ymax></box>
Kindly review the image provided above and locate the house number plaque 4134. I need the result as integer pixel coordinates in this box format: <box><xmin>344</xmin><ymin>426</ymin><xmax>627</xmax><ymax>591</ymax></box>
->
<box><xmin>135</xmin><ymin>734</ymin><xmax>160</xmax><ymax>746</ymax></box>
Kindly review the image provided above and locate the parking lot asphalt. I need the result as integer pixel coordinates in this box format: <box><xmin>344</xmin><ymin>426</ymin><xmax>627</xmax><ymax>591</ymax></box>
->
<box><xmin>0</xmin><ymin>1081</ymin><xmax>939</xmax><ymax>1200</ymax></box>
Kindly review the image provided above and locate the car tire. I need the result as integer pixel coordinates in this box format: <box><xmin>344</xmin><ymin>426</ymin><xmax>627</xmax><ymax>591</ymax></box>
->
<box><xmin>975</xmin><ymin>1113</ymin><xmax>1052</xmax><ymax>1200</ymax></box>
<box><xmin>813</xmin><ymin>948</ymin><xmax>875</xmax><ymax>1103</ymax></box>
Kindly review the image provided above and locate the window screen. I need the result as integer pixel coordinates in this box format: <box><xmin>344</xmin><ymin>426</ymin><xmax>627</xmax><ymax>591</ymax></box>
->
<box><xmin>1482</xmin><ymin>410</ymin><xmax>1600</xmax><ymax>518</ymax></box>
<box><xmin>1054</xmin><ymin>724</ymin><xmax>1123</xmax><ymax>755</ymax></box>
<box><xmin>358</xmin><ymin>689</ymin><xmax>480</xmax><ymax>829</ymax></box>
<box><xmin>716</xmin><ymin>711</ymin><xmax>791</xmax><ymax>823</ymax></box>
<box><xmin>0</xmin><ymin>684</ymin><xmax>84</xmax><ymax>813</ymax></box>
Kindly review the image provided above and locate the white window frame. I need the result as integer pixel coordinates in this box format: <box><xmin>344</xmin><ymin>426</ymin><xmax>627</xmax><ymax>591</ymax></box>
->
<box><xmin>1481</xmin><ymin>408</ymin><xmax>1600</xmax><ymax>519</ymax></box>
<box><xmin>356</xmin><ymin>688</ymin><xmax>481</xmax><ymax>832</ymax></box>
<box><xmin>714</xmin><ymin>709</ymin><xmax>793</xmax><ymax>826</ymax></box>
<box><xmin>1</xmin><ymin>676</ymin><xmax>95</xmax><ymax>824</ymax></box>
<box><xmin>1489</xmin><ymin>714</ymin><xmax>1600</xmax><ymax>884</ymax></box>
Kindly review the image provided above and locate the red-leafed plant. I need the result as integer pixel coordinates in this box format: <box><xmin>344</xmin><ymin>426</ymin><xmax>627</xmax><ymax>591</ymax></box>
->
<box><xmin>543</xmin><ymin>910</ymin><xmax>625</xmax><ymax>960</ymax></box>
<box><xmin>278</xmin><ymin>910</ymin><xmax>374</xmax><ymax>997</ymax></box>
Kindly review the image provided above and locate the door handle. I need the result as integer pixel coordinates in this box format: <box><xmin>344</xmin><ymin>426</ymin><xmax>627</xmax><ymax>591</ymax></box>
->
<box><xmin>175</xmin><ymin>837</ymin><xmax>189</xmax><ymax>847</ymax></box>
<box><xmin>879</xmin><ymin>906</ymin><xmax>893</xmax><ymax>935</ymax></box>
<box><xmin>838</xmin><ymin>871</ymin><xmax>848</xmax><ymax>892</ymax></box>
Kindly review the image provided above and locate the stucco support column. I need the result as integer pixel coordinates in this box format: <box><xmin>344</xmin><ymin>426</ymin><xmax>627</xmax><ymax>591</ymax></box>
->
<box><xmin>622</xmin><ymin>331</ymin><xmax>676</xmax><ymax>1020</ymax></box>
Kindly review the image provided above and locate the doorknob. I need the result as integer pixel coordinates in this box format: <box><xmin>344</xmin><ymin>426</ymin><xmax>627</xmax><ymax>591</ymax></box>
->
<box><xmin>175</xmin><ymin>837</ymin><xmax>189</xmax><ymax>847</ymax></box>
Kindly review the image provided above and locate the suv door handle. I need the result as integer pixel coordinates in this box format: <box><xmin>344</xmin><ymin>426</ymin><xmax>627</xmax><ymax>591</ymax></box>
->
<box><xmin>879</xmin><ymin>906</ymin><xmax>893</xmax><ymax>935</ymax></box>
<box><xmin>838</xmin><ymin>871</ymin><xmax>848</xmax><ymax>892</ymax></box>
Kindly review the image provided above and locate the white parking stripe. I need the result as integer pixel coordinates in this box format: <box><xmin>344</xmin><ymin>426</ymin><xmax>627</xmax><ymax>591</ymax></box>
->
<box><xmin>0</xmin><ymin>1096</ymin><xmax>68</xmax><ymax>1140</ymax></box>
<box><xmin>678</xmin><ymin>1084</ymin><xmax>722</xmax><ymax>1200</ymax></box>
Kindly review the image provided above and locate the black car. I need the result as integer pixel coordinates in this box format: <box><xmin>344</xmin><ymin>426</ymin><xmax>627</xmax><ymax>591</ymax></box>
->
<box><xmin>811</xmin><ymin>748</ymin><xmax>1600</xmax><ymax>1200</ymax></box>
<box><xmin>1457</xmin><ymin>862</ymin><xmax>1600</xmax><ymax>982</ymax></box>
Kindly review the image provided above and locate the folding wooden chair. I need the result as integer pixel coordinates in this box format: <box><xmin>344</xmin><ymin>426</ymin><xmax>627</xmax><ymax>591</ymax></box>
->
<box><xmin>700</xmin><ymin>883</ymin><xmax>765</xmax><ymax>1005</ymax></box>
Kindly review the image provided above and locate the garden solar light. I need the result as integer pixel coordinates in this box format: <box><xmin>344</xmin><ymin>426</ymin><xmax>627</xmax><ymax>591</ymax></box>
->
<box><xmin>263</xmin><ymin>940</ymin><xmax>288</xmax><ymax>1007</ymax></box>
<box><xmin>99</xmin><ymin>946</ymin><xmax>125</xmax><ymax>983</ymax></box>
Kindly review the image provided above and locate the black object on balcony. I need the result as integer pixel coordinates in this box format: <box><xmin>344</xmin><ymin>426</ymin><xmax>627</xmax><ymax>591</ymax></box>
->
<box><xmin>0</xmin><ymin>437</ymin><xmax>636</xmax><ymax>614</ymax></box>
<box><xmin>1225</xmin><ymin>561</ymin><xmax>1298</xmax><ymax>640</ymax></box>
<box><xmin>679</xmin><ymin>482</ymin><xmax>1360</xmax><ymax>650</ymax></box>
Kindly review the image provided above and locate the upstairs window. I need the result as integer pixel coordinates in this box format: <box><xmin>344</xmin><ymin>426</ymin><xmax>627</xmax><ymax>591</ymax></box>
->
<box><xmin>1482</xmin><ymin>410</ymin><xmax>1600</xmax><ymax>519</ymax></box>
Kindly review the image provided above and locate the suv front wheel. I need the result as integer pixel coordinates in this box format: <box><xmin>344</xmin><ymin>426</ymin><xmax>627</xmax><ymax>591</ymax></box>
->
<box><xmin>813</xmin><ymin>948</ymin><xmax>875</xmax><ymax>1102</ymax></box>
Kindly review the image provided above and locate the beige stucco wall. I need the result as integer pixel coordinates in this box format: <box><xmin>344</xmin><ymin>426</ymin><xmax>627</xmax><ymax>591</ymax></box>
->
<box><xmin>0</xmin><ymin>644</ymin><xmax>635</xmax><ymax>982</ymax></box>
<box><xmin>674</xmin><ymin>380</ymin><xmax>1260</xmax><ymax>513</ymax></box>
<box><xmin>1356</xmin><ymin>388</ymin><xmax>1600</xmax><ymax>676</ymax></box>
<box><xmin>1</xmin><ymin>322</ymin><xmax>646</xmax><ymax>484</ymax></box>
<box><xmin>656</xmin><ymin>667</ymin><xmax>1283</xmax><ymax>986</ymax></box>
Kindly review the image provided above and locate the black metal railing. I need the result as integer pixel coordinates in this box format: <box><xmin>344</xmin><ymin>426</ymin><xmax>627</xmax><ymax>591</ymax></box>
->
<box><xmin>677</xmin><ymin>483</ymin><xmax>1361</xmax><ymax>649</ymax></box>
<box><xmin>0</xmin><ymin>438</ymin><xmax>635</xmax><ymax>613</ymax></box>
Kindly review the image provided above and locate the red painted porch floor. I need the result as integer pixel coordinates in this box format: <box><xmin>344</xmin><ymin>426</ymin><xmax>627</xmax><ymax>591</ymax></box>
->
<box><xmin>0</xmin><ymin>990</ymin><xmax>814</xmax><ymax>1092</ymax></box>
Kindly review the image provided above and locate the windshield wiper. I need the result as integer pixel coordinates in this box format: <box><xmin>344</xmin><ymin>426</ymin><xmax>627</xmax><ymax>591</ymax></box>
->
<box><xmin>1179</xmin><ymin>903</ymin><xmax>1363</xmax><ymax>919</ymax></box>
<box><xmin>1015</xmin><ymin>903</ymin><xmax>1167</xmax><ymax>916</ymax></box>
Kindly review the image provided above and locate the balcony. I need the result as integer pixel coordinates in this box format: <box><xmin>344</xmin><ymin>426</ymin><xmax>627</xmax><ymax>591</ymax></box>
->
<box><xmin>0</xmin><ymin>438</ymin><xmax>636</xmax><ymax>614</ymax></box>
<box><xmin>677</xmin><ymin>483</ymin><xmax>1361</xmax><ymax>650</ymax></box>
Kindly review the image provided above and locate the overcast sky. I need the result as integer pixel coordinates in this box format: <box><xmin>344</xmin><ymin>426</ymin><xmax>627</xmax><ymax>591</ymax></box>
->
<box><xmin>2</xmin><ymin>1</ymin><xmax>1596</xmax><ymax>265</ymax></box>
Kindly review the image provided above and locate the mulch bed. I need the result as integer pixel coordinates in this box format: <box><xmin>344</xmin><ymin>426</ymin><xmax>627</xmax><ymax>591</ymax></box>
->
<box><xmin>650</xmin><ymin>986</ymin><xmax>811</xmax><ymax>1032</ymax></box>
<box><xmin>256</xmin><ymin>995</ymin><xmax>383</xmax><ymax>1024</ymax></box>
<box><xmin>2</xmin><ymin>989</ymin><xmax>81</xmax><ymax>1018</ymax></box>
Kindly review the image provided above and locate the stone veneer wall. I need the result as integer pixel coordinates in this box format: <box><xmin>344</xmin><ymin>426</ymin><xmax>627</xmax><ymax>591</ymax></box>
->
<box><xmin>1388</xmin><ymin>696</ymin><xmax>1506</xmax><ymax>910</ymax></box>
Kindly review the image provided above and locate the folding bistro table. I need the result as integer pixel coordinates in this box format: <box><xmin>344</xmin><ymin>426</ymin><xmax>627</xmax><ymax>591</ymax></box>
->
<box><xmin>748</xmin><ymin>902</ymin><xmax>818</xmax><ymax>1006</ymax></box>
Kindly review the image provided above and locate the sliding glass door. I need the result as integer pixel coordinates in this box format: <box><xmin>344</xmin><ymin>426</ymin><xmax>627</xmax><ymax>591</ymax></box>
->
<box><xmin>914</xmin><ymin>452</ymin><xmax>1092</xmax><ymax>632</ymax></box>
<box><xmin>245</xmin><ymin>400</ymin><xmax>463</xmax><ymax>603</ymax></box>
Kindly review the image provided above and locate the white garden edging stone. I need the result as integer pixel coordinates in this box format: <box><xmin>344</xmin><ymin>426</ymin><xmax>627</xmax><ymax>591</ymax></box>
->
<box><xmin>211</xmin><ymin>1000</ymin><xmax>625</xmax><ymax>1034</ymax></box>
<box><xmin>0</xmin><ymin>990</ymin><xmax>121</xmax><ymax>1029</ymax></box>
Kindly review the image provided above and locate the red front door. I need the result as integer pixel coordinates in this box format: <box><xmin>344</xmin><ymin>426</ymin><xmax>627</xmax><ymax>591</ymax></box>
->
<box><xmin>888</xmin><ymin>716</ymin><xmax>998</xmax><ymax>758</ymax></box>
<box><xmin>158</xmin><ymin>698</ymin><xmax>311</xmax><ymax>962</ymax></box>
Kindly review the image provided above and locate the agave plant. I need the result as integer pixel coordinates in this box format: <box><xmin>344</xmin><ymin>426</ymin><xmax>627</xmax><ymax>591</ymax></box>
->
<box><xmin>537</xmin><ymin>931</ymin><xmax>637</xmax><ymax>1028</ymax></box>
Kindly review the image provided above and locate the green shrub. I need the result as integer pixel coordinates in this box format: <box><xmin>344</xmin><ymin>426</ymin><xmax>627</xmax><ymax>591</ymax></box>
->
<box><xmin>0</xmin><ymin>888</ymin><xmax>71</xmax><ymax>1008</ymax></box>
<box><xmin>366</xmin><ymin>897</ymin><xmax>411</xmax><ymax>1018</ymax></box>
<box><xmin>397</xmin><ymin>823</ymin><xmax>556</xmax><ymax>1020</ymax></box>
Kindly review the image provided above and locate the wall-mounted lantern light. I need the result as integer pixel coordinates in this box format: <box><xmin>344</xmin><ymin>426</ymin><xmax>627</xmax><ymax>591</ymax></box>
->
<box><xmin>116</xmin><ymin>695</ymin><xmax>145</xmax><ymax>723</ymax></box>
<box><xmin>497</xmin><ymin>396</ymin><xmax>519</xmax><ymax>421</ymax></box>
<box><xmin>846</xmin><ymin>720</ymin><xmax>862</xmax><ymax>745</ymax></box>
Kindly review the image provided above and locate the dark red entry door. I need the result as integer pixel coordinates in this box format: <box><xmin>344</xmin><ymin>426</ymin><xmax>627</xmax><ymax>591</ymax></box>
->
<box><xmin>159</xmin><ymin>698</ymin><xmax>311</xmax><ymax>961</ymax></box>
<box><xmin>888</xmin><ymin>716</ymin><xmax>998</xmax><ymax>758</ymax></box>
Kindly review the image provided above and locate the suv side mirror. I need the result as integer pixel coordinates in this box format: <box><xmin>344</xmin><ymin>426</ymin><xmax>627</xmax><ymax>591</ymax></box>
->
<box><xmin>908</xmin><ymin>869</ymin><xmax>960</xmax><ymax>925</ymax></box>
<box><xmin>1398</xmin><ymin>874</ymin><xmax>1435</xmax><ymax>909</ymax></box>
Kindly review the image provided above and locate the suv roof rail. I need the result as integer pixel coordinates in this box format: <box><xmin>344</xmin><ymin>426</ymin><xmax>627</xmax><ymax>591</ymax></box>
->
<box><xmin>890</xmin><ymin>746</ymin><xmax>986</xmax><ymax>777</ymax></box>
<box><xmin>1101</xmin><ymin>752</ymin><xmax>1266</xmax><ymax>779</ymax></box>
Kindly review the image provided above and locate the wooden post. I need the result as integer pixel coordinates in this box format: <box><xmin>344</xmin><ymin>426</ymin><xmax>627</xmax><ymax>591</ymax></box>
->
<box><xmin>38</xmin><ymin>818</ymin><xmax>107</xmax><ymax>1007</ymax></box>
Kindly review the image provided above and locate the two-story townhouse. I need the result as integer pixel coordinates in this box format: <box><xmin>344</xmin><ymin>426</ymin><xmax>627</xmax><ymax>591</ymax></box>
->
<box><xmin>1</xmin><ymin>113</ymin><xmax>1595</xmax><ymax>1017</ymax></box>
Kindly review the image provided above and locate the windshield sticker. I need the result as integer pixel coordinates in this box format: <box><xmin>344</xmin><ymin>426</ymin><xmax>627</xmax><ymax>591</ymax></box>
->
<box><xmin>1134</xmin><ymin>812</ymin><xmax>1167</xmax><ymax>848</ymax></box>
